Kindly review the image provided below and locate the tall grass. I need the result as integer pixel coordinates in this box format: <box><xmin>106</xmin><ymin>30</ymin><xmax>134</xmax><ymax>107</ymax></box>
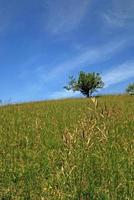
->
<box><xmin>0</xmin><ymin>95</ymin><xmax>134</xmax><ymax>199</ymax></box>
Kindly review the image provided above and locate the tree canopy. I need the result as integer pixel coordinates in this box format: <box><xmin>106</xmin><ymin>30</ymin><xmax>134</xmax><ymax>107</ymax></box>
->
<box><xmin>126</xmin><ymin>83</ymin><xmax>134</xmax><ymax>95</ymax></box>
<box><xmin>64</xmin><ymin>71</ymin><xmax>104</xmax><ymax>97</ymax></box>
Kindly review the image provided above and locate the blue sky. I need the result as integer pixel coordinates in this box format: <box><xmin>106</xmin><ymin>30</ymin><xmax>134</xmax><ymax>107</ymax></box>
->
<box><xmin>0</xmin><ymin>0</ymin><xmax>134</xmax><ymax>103</ymax></box>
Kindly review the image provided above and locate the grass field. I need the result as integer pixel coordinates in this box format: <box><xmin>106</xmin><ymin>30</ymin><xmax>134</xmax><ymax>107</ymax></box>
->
<box><xmin>0</xmin><ymin>95</ymin><xmax>134</xmax><ymax>200</ymax></box>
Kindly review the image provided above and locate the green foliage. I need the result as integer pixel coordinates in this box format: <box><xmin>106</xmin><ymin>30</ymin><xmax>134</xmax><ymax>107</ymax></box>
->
<box><xmin>126</xmin><ymin>83</ymin><xmax>134</xmax><ymax>95</ymax></box>
<box><xmin>64</xmin><ymin>71</ymin><xmax>104</xmax><ymax>97</ymax></box>
<box><xmin>0</xmin><ymin>95</ymin><xmax>134</xmax><ymax>199</ymax></box>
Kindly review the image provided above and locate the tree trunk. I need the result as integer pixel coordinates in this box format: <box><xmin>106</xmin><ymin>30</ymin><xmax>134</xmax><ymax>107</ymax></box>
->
<box><xmin>87</xmin><ymin>93</ymin><xmax>90</xmax><ymax>98</ymax></box>
<box><xmin>86</xmin><ymin>91</ymin><xmax>93</xmax><ymax>98</ymax></box>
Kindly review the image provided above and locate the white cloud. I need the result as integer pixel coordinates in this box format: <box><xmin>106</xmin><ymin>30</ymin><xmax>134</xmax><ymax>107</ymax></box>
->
<box><xmin>103</xmin><ymin>61</ymin><xmax>134</xmax><ymax>87</ymax></box>
<box><xmin>40</xmin><ymin>39</ymin><xmax>129</xmax><ymax>82</ymax></box>
<box><xmin>44</xmin><ymin>0</ymin><xmax>90</xmax><ymax>34</ymax></box>
<box><xmin>102</xmin><ymin>0</ymin><xmax>134</xmax><ymax>28</ymax></box>
<box><xmin>49</xmin><ymin>90</ymin><xmax>80</xmax><ymax>99</ymax></box>
<box><xmin>18</xmin><ymin>38</ymin><xmax>133</xmax><ymax>100</ymax></box>
<box><xmin>51</xmin><ymin>60</ymin><xmax>134</xmax><ymax>99</ymax></box>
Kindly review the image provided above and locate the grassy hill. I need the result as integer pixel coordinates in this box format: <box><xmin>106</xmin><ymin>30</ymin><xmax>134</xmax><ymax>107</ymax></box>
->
<box><xmin>0</xmin><ymin>95</ymin><xmax>134</xmax><ymax>199</ymax></box>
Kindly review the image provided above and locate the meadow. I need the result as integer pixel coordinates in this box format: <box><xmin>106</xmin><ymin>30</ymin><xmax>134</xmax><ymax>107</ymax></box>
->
<box><xmin>0</xmin><ymin>95</ymin><xmax>134</xmax><ymax>200</ymax></box>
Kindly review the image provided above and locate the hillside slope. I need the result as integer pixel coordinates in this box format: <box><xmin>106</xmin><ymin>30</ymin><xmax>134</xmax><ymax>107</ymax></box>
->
<box><xmin>0</xmin><ymin>95</ymin><xmax>134</xmax><ymax>199</ymax></box>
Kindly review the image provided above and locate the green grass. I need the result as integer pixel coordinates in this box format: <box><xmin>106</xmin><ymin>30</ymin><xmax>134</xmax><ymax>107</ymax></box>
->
<box><xmin>0</xmin><ymin>95</ymin><xmax>134</xmax><ymax>199</ymax></box>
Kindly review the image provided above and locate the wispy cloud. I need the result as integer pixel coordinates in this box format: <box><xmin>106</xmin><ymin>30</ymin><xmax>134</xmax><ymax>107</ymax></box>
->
<box><xmin>49</xmin><ymin>90</ymin><xmax>80</xmax><ymax>99</ymax></box>
<box><xmin>102</xmin><ymin>0</ymin><xmax>134</xmax><ymax>28</ymax></box>
<box><xmin>51</xmin><ymin>61</ymin><xmax>134</xmax><ymax>99</ymax></box>
<box><xmin>103</xmin><ymin>61</ymin><xmax>134</xmax><ymax>87</ymax></box>
<box><xmin>40</xmin><ymin>39</ymin><xmax>130</xmax><ymax>82</ymax></box>
<box><xmin>19</xmin><ymin>40</ymin><xmax>132</xmax><ymax>97</ymax></box>
<box><xmin>18</xmin><ymin>38</ymin><xmax>133</xmax><ymax>100</ymax></box>
<box><xmin>44</xmin><ymin>0</ymin><xmax>90</xmax><ymax>34</ymax></box>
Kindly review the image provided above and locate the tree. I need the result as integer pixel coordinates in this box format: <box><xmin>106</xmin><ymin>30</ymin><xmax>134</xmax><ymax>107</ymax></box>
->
<box><xmin>126</xmin><ymin>83</ymin><xmax>134</xmax><ymax>95</ymax></box>
<box><xmin>64</xmin><ymin>71</ymin><xmax>104</xmax><ymax>97</ymax></box>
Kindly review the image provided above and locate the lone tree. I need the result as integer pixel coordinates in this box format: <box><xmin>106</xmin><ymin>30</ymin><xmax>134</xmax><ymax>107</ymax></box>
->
<box><xmin>64</xmin><ymin>71</ymin><xmax>104</xmax><ymax>98</ymax></box>
<box><xmin>126</xmin><ymin>83</ymin><xmax>134</xmax><ymax>95</ymax></box>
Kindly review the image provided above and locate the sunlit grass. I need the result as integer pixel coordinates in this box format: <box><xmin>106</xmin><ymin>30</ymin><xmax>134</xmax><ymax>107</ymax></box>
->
<box><xmin>0</xmin><ymin>95</ymin><xmax>134</xmax><ymax>199</ymax></box>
